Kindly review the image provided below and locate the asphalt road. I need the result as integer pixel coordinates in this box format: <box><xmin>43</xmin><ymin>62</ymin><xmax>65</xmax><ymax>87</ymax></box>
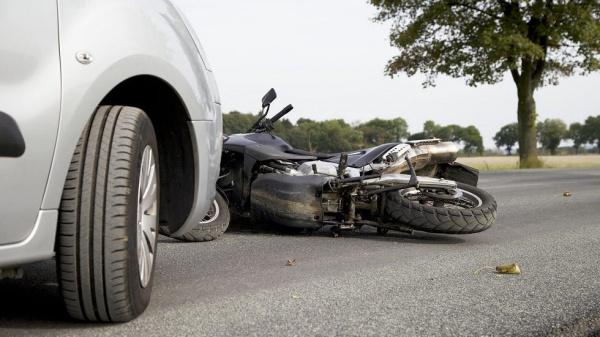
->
<box><xmin>1</xmin><ymin>167</ymin><xmax>599</xmax><ymax>336</ymax></box>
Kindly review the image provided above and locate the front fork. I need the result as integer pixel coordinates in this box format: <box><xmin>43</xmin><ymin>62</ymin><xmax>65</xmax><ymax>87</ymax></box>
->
<box><xmin>330</xmin><ymin>156</ymin><xmax>422</xmax><ymax>236</ymax></box>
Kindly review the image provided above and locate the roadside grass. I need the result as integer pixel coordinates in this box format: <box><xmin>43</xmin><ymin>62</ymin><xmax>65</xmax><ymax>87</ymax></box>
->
<box><xmin>457</xmin><ymin>155</ymin><xmax>600</xmax><ymax>171</ymax></box>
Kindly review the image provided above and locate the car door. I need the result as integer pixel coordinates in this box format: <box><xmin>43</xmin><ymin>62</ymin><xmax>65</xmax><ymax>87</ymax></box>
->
<box><xmin>0</xmin><ymin>1</ymin><xmax>61</xmax><ymax>245</ymax></box>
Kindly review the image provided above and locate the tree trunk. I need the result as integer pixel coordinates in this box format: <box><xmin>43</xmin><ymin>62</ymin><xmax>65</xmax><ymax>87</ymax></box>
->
<box><xmin>515</xmin><ymin>66</ymin><xmax>541</xmax><ymax>168</ymax></box>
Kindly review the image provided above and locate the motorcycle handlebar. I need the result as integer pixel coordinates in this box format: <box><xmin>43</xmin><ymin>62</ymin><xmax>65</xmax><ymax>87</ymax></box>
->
<box><xmin>270</xmin><ymin>104</ymin><xmax>293</xmax><ymax>124</ymax></box>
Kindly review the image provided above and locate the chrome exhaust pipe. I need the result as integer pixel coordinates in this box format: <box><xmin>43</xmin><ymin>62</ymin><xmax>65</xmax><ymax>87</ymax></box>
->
<box><xmin>427</xmin><ymin>141</ymin><xmax>459</xmax><ymax>165</ymax></box>
<box><xmin>381</xmin><ymin>141</ymin><xmax>458</xmax><ymax>174</ymax></box>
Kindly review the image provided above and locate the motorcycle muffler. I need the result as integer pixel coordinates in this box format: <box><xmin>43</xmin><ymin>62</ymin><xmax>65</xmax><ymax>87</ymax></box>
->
<box><xmin>382</xmin><ymin>140</ymin><xmax>458</xmax><ymax>174</ymax></box>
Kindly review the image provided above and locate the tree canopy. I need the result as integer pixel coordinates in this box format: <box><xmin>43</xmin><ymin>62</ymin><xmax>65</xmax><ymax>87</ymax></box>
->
<box><xmin>409</xmin><ymin>120</ymin><xmax>484</xmax><ymax>154</ymax></box>
<box><xmin>370</xmin><ymin>0</ymin><xmax>600</xmax><ymax>167</ymax></box>
<box><xmin>357</xmin><ymin>118</ymin><xmax>409</xmax><ymax>145</ymax></box>
<box><xmin>294</xmin><ymin>119</ymin><xmax>364</xmax><ymax>153</ymax></box>
<box><xmin>537</xmin><ymin>118</ymin><xmax>567</xmax><ymax>155</ymax></box>
<box><xmin>567</xmin><ymin>122</ymin><xmax>585</xmax><ymax>154</ymax></box>
<box><xmin>223</xmin><ymin>112</ymin><xmax>485</xmax><ymax>154</ymax></box>
<box><xmin>222</xmin><ymin>111</ymin><xmax>255</xmax><ymax>135</ymax></box>
<box><xmin>224</xmin><ymin>110</ymin><xmax>599</xmax><ymax>155</ymax></box>
<box><xmin>223</xmin><ymin>111</ymin><xmax>403</xmax><ymax>152</ymax></box>
<box><xmin>493</xmin><ymin>123</ymin><xmax>518</xmax><ymax>155</ymax></box>
<box><xmin>582</xmin><ymin>115</ymin><xmax>600</xmax><ymax>153</ymax></box>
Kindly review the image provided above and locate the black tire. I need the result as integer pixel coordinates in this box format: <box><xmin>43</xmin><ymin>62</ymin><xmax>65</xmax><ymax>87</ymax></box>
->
<box><xmin>57</xmin><ymin>106</ymin><xmax>159</xmax><ymax>322</ymax></box>
<box><xmin>163</xmin><ymin>192</ymin><xmax>230</xmax><ymax>242</ymax></box>
<box><xmin>385</xmin><ymin>182</ymin><xmax>497</xmax><ymax>234</ymax></box>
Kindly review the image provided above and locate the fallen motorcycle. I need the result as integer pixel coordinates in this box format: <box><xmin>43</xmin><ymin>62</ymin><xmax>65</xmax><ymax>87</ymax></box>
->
<box><xmin>215</xmin><ymin>89</ymin><xmax>497</xmax><ymax>238</ymax></box>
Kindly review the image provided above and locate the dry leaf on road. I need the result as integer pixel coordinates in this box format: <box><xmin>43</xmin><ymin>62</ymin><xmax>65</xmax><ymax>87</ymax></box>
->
<box><xmin>475</xmin><ymin>263</ymin><xmax>522</xmax><ymax>275</ymax></box>
<box><xmin>496</xmin><ymin>263</ymin><xmax>522</xmax><ymax>274</ymax></box>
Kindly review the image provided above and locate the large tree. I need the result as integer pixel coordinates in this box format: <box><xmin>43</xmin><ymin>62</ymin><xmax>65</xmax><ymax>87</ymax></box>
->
<box><xmin>493</xmin><ymin>122</ymin><xmax>518</xmax><ymax>155</ymax></box>
<box><xmin>370</xmin><ymin>0</ymin><xmax>600</xmax><ymax>168</ymax></box>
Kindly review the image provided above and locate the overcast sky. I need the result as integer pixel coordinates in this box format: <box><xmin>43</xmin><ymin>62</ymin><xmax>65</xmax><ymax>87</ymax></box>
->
<box><xmin>173</xmin><ymin>0</ymin><xmax>600</xmax><ymax>149</ymax></box>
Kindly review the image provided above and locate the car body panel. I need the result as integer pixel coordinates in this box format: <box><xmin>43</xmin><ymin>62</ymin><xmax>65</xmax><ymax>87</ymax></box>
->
<box><xmin>41</xmin><ymin>0</ymin><xmax>222</xmax><ymax>232</ymax></box>
<box><xmin>0</xmin><ymin>211</ymin><xmax>58</xmax><ymax>269</ymax></box>
<box><xmin>0</xmin><ymin>1</ymin><xmax>61</xmax><ymax>245</ymax></box>
<box><xmin>0</xmin><ymin>0</ymin><xmax>221</xmax><ymax>267</ymax></box>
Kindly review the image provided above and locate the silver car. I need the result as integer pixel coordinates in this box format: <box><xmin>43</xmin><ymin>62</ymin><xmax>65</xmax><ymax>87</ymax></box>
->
<box><xmin>0</xmin><ymin>0</ymin><xmax>222</xmax><ymax>322</ymax></box>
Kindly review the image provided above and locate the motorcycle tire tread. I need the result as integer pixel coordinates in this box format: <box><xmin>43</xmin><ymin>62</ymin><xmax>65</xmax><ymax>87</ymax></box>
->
<box><xmin>385</xmin><ymin>182</ymin><xmax>497</xmax><ymax>234</ymax></box>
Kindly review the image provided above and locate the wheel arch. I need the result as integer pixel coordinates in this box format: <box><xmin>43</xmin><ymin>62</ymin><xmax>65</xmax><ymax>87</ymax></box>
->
<box><xmin>100</xmin><ymin>75</ymin><xmax>195</xmax><ymax>235</ymax></box>
<box><xmin>42</xmin><ymin>0</ymin><xmax>221</xmax><ymax>235</ymax></box>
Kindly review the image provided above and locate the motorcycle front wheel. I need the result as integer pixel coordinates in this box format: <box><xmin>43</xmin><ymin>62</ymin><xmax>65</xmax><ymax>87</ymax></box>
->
<box><xmin>385</xmin><ymin>182</ymin><xmax>497</xmax><ymax>234</ymax></box>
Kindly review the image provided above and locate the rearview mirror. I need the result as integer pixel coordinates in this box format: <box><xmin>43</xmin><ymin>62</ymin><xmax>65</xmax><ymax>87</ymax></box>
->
<box><xmin>261</xmin><ymin>88</ymin><xmax>277</xmax><ymax>108</ymax></box>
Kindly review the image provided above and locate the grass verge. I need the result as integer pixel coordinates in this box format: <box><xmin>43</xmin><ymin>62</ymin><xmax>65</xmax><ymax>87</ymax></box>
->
<box><xmin>457</xmin><ymin>155</ymin><xmax>600</xmax><ymax>171</ymax></box>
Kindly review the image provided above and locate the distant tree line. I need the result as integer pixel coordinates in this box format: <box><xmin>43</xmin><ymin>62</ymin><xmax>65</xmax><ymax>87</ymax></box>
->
<box><xmin>223</xmin><ymin>111</ymin><xmax>484</xmax><ymax>154</ymax></box>
<box><xmin>407</xmin><ymin>121</ymin><xmax>484</xmax><ymax>155</ymax></box>
<box><xmin>494</xmin><ymin>115</ymin><xmax>600</xmax><ymax>155</ymax></box>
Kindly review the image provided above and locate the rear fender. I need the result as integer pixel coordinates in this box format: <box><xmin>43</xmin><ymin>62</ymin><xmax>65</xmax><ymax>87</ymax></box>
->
<box><xmin>436</xmin><ymin>162</ymin><xmax>479</xmax><ymax>187</ymax></box>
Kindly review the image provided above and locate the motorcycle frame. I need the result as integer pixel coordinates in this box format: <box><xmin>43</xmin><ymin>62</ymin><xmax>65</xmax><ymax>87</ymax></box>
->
<box><xmin>218</xmin><ymin>136</ymin><xmax>477</xmax><ymax>231</ymax></box>
<box><xmin>217</xmin><ymin>88</ymin><xmax>483</xmax><ymax>233</ymax></box>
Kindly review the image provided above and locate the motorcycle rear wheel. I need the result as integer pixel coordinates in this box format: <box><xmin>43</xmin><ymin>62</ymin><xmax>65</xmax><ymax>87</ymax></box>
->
<box><xmin>160</xmin><ymin>192</ymin><xmax>230</xmax><ymax>242</ymax></box>
<box><xmin>385</xmin><ymin>182</ymin><xmax>497</xmax><ymax>234</ymax></box>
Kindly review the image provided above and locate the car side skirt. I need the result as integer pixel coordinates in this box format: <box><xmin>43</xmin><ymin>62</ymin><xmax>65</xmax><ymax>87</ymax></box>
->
<box><xmin>0</xmin><ymin>210</ymin><xmax>57</xmax><ymax>269</ymax></box>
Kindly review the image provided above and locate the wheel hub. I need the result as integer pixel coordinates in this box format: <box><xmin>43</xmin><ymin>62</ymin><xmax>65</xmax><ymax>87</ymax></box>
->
<box><xmin>137</xmin><ymin>145</ymin><xmax>158</xmax><ymax>288</ymax></box>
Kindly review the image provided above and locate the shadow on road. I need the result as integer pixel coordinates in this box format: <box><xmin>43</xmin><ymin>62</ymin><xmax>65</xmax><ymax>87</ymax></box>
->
<box><xmin>0</xmin><ymin>261</ymin><xmax>98</xmax><ymax>329</ymax></box>
<box><xmin>222</xmin><ymin>217</ymin><xmax>466</xmax><ymax>245</ymax></box>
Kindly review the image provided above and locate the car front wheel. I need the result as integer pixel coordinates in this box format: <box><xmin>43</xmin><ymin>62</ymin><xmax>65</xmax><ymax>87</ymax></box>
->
<box><xmin>57</xmin><ymin>105</ymin><xmax>159</xmax><ymax>322</ymax></box>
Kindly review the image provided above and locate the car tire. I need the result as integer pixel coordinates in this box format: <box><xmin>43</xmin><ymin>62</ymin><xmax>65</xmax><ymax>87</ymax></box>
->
<box><xmin>57</xmin><ymin>105</ymin><xmax>159</xmax><ymax>322</ymax></box>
